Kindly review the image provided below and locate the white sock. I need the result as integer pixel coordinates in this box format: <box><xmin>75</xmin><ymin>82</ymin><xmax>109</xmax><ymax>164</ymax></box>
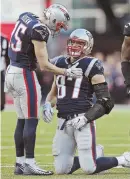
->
<box><xmin>116</xmin><ymin>156</ymin><xmax>125</xmax><ymax>165</ymax></box>
<box><xmin>25</xmin><ymin>158</ymin><xmax>35</xmax><ymax>165</ymax></box>
<box><xmin>16</xmin><ymin>156</ymin><xmax>25</xmax><ymax>165</ymax></box>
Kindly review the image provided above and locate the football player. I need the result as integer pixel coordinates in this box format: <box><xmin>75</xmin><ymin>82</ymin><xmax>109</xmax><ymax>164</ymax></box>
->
<box><xmin>4</xmin><ymin>4</ymin><xmax>83</xmax><ymax>176</ymax></box>
<box><xmin>43</xmin><ymin>29</ymin><xmax>130</xmax><ymax>174</ymax></box>
<box><xmin>0</xmin><ymin>34</ymin><xmax>9</xmax><ymax>111</ymax></box>
<box><xmin>121</xmin><ymin>22</ymin><xmax>130</xmax><ymax>96</ymax></box>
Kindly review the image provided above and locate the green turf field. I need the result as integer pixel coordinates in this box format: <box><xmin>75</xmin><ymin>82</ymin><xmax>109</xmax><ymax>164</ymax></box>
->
<box><xmin>1</xmin><ymin>109</ymin><xmax>130</xmax><ymax>179</ymax></box>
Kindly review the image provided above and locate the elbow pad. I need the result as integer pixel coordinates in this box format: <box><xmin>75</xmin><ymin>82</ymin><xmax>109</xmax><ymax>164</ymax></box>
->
<box><xmin>94</xmin><ymin>82</ymin><xmax>114</xmax><ymax>114</ymax></box>
<box><xmin>85</xmin><ymin>98</ymin><xmax>114</xmax><ymax>123</ymax></box>
<box><xmin>96</xmin><ymin>98</ymin><xmax>114</xmax><ymax>114</ymax></box>
<box><xmin>84</xmin><ymin>82</ymin><xmax>114</xmax><ymax>122</ymax></box>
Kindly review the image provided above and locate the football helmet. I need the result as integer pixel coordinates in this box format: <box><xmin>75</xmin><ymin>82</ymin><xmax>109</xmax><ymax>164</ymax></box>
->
<box><xmin>43</xmin><ymin>4</ymin><xmax>70</xmax><ymax>37</ymax></box>
<box><xmin>67</xmin><ymin>29</ymin><xmax>94</xmax><ymax>57</ymax></box>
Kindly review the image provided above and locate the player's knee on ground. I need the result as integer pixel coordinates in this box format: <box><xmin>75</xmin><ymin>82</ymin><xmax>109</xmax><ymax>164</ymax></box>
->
<box><xmin>77</xmin><ymin>139</ymin><xmax>96</xmax><ymax>174</ymax></box>
<box><xmin>81</xmin><ymin>163</ymin><xmax>96</xmax><ymax>174</ymax></box>
<box><xmin>76</xmin><ymin>123</ymin><xmax>96</xmax><ymax>174</ymax></box>
<box><xmin>54</xmin><ymin>155</ymin><xmax>73</xmax><ymax>174</ymax></box>
<box><xmin>79</xmin><ymin>151</ymin><xmax>96</xmax><ymax>174</ymax></box>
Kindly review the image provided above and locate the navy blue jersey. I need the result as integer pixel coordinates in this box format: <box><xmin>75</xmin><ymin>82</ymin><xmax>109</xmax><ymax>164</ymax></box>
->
<box><xmin>54</xmin><ymin>56</ymin><xmax>104</xmax><ymax>116</ymax></box>
<box><xmin>8</xmin><ymin>12</ymin><xmax>50</xmax><ymax>70</ymax></box>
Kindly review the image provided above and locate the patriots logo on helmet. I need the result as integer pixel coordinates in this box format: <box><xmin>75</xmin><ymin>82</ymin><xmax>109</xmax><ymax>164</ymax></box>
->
<box><xmin>86</xmin><ymin>31</ymin><xmax>93</xmax><ymax>40</ymax></box>
<box><xmin>57</xmin><ymin>6</ymin><xmax>70</xmax><ymax>21</ymax></box>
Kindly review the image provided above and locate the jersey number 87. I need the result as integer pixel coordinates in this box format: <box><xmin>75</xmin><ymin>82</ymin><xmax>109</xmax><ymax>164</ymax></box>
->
<box><xmin>56</xmin><ymin>75</ymin><xmax>83</xmax><ymax>99</ymax></box>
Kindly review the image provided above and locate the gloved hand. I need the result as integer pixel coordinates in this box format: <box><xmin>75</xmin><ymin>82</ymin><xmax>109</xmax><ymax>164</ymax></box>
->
<box><xmin>65</xmin><ymin>63</ymin><xmax>83</xmax><ymax>78</ymax></box>
<box><xmin>42</xmin><ymin>102</ymin><xmax>53</xmax><ymax>123</ymax></box>
<box><xmin>71</xmin><ymin>115</ymin><xmax>88</xmax><ymax>130</ymax></box>
<box><xmin>123</xmin><ymin>22</ymin><xmax>130</xmax><ymax>36</ymax></box>
<box><xmin>126</xmin><ymin>85</ymin><xmax>130</xmax><ymax>97</ymax></box>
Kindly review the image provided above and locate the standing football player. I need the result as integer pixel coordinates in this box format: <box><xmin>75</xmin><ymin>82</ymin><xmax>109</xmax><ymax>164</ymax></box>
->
<box><xmin>43</xmin><ymin>29</ymin><xmax>130</xmax><ymax>174</ymax></box>
<box><xmin>4</xmin><ymin>4</ymin><xmax>83</xmax><ymax>176</ymax></box>
<box><xmin>121</xmin><ymin>22</ymin><xmax>130</xmax><ymax>96</ymax></box>
<box><xmin>0</xmin><ymin>34</ymin><xmax>9</xmax><ymax>111</ymax></box>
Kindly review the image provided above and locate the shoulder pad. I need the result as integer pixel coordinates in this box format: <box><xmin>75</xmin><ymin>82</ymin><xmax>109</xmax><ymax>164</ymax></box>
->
<box><xmin>50</xmin><ymin>55</ymin><xmax>64</xmax><ymax>65</ymax></box>
<box><xmin>53</xmin><ymin>55</ymin><xmax>67</xmax><ymax>67</ymax></box>
<box><xmin>85</xmin><ymin>58</ymin><xmax>104</xmax><ymax>78</ymax></box>
<box><xmin>31</xmin><ymin>24</ymin><xmax>50</xmax><ymax>42</ymax></box>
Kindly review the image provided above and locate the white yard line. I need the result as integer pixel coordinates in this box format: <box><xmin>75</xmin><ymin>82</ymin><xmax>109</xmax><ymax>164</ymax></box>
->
<box><xmin>1</xmin><ymin>164</ymin><xmax>54</xmax><ymax>167</ymax></box>
<box><xmin>1</xmin><ymin>153</ymin><xmax>124</xmax><ymax>157</ymax></box>
<box><xmin>4</xmin><ymin>104</ymin><xmax>130</xmax><ymax>112</ymax></box>
<box><xmin>2</xmin><ymin>136</ymin><xmax>130</xmax><ymax>143</ymax></box>
<box><xmin>1</xmin><ymin>164</ymin><xmax>123</xmax><ymax>169</ymax></box>
<box><xmin>2</xmin><ymin>153</ymin><xmax>53</xmax><ymax>157</ymax></box>
<box><xmin>1</xmin><ymin>143</ymin><xmax>130</xmax><ymax>150</ymax></box>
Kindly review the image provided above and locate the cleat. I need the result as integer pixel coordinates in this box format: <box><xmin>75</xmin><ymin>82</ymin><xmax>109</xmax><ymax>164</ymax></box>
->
<box><xmin>14</xmin><ymin>163</ymin><xmax>24</xmax><ymax>175</ymax></box>
<box><xmin>23</xmin><ymin>163</ymin><xmax>53</xmax><ymax>175</ymax></box>
<box><xmin>122</xmin><ymin>152</ymin><xmax>130</xmax><ymax>168</ymax></box>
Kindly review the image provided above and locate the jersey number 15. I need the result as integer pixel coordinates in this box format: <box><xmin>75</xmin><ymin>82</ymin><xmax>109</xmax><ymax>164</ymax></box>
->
<box><xmin>9</xmin><ymin>21</ymin><xmax>27</xmax><ymax>52</ymax></box>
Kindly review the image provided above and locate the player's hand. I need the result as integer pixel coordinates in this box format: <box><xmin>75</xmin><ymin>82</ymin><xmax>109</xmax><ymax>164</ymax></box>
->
<box><xmin>124</xmin><ymin>22</ymin><xmax>130</xmax><ymax>36</ymax></box>
<box><xmin>71</xmin><ymin>115</ymin><xmax>88</xmax><ymax>130</ymax></box>
<box><xmin>126</xmin><ymin>85</ymin><xmax>130</xmax><ymax>97</ymax></box>
<box><xmin>65</xmin><ymin>63</ymin><xmax>83</xmax><ymax>78</ymax></box>
<box><xmin>42</xmin><ymin>102</ymin><xmax>53</xmax><ymax>123</ymax></box>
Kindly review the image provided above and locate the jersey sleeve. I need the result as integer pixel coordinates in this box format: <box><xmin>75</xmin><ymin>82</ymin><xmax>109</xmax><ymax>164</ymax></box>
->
<box><xmin>31</xmin><ymin>25</ymin><xmax>49</xmax><ymax>42</ymax></box>
<box><xmin>123</xmin><ymin>22</ymin><xmax>130</xmax><ymax>36</ymax></box>
<box><xmin>50</xmin><ymin>56</ymin><xmax>63</xmax><ymax>65</ymax></box>
<box><xmin>85</xmin><ymin>59</ymin><xmax>104</xmax><ymax>79</ymax></box>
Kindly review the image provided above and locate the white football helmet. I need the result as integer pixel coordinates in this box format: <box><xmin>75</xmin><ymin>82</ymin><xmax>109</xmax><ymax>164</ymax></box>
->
<box><xmin>43</xmin><ymin>4</ymin><xmax>70</xmax><ymax>37</ymax></box>
<box><xmin>67</xmin><ymin>29</ymin><xmax>94</xmax><ymax>57</ymax></box>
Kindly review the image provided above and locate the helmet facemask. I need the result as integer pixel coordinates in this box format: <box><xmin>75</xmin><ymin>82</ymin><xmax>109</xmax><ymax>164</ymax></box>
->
<box><xmin>67</xmin><ymin>38</ymin><xmax>88</xmax><ymax>58</ymax></box>
<box><xmin>67</xmin><ymin>29</ymin><xmax>94</xmax><ymax>58</ymax></box>
<box><xmin>50</xmin><ymin>21</ymin><xmax>68</xmax><ymax>37</ymax></box>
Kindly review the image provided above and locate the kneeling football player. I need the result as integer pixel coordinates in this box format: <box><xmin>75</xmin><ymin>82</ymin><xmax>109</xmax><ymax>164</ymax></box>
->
<box><xmin>43</xmin><ymin>29</ymin><xmax>130</xmax><ymax>174</ymax></box>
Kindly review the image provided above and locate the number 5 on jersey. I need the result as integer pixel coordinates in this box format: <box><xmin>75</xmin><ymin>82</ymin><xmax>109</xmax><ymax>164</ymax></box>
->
<box><xmin>9</xmin><ymin>21</ymin><xmax>27</xmax><ymax>52</ymax></box>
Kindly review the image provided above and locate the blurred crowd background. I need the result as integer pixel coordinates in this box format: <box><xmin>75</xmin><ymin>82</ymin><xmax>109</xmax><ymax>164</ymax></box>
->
<box><xmin>1</xmin><ymin>0</ymin><xmax>130</xmax><ymax>104</ymax></box>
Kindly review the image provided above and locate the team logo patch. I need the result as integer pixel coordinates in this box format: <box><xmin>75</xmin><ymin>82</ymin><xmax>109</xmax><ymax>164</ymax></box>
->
<box><xmin>35</xmin><ymin>27</ymin><xmax>48</xmax><ymax>39</ymax></box>
<box><xmin>95</xmin><ymin>61</ymin><xmax>103</xmax><ymax>70</ymax></box>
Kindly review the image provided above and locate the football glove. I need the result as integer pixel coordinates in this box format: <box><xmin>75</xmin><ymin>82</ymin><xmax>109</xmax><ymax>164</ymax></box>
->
<box><xmin>42</xmin><ymin>102</ymin><xmax>53</xmax><ymax>123</ymax></box>
<box><xmin>71</xmin><ymin>115</ymin><xmax>88</xmax><ymax>130</ymax></box>
<box><xmin>126</xmin><ymin>85</ymin><xmax>130</xmax><ymax>97</ymax></box>
<box><xmin>65</xmin><ymin>63</ymin><xmax>83</xmax><ymax>78</ymax></box>
<box><xmin>123</xmin><ymin>22</ymin><xmax>130</xmax><ymax>36</ymax></box>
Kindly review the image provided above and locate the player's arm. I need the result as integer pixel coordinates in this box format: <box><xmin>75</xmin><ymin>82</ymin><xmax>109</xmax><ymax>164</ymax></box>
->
<box><xmin>32</xmin><ymin>26</ymin><xmax>82</xmax><ymax>78</ymax></box>
<box><xmin>45</xmin><ymin>76</ymin><xmax>57</xmax><ymax>107</ymax></box>
<box><xmin>121</xmin><ymin>23</ymin><xmax>130</xmax><ymax>94</ymax></box>
<box><xmin>42</xmin><ymin>76</ymin><xmax>57</xmax><ymax>123</ymax></box>
<box><xmin>121</xmin><ymin>36</ymin><xmax>130</xmax><ymax>61</ymax></box>
<box><xmin>84</xmin><ymin>60</ymin><xmax>114</xmax><ymax>123</ymax></box>
<box><xmin>32</xmin><ymin>40</ymin><xmax>65</xmax><ymax>75</ymax></box>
